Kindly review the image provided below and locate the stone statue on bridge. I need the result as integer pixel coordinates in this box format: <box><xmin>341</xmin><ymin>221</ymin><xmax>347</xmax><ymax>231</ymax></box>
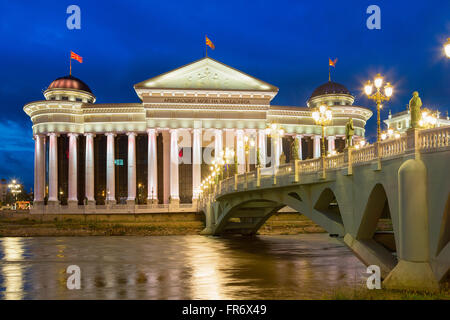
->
<box><xmin>345</xmin><ymin>118</ymin><xmax>354</xmax><ymax>147</ymax></box>
<box><xmin>409</xmin><ymin>91</ymin><xmax>423</xmax><ymax>128</ymax></box>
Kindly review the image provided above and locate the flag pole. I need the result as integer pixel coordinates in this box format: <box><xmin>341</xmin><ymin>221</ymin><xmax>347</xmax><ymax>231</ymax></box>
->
<box><xmin>205</xmin><ymin>35</ymin><xmax>208</xmax><ymax>57</ymax></box>
<box><xmin>328</xmin><ymin>64</ymin><xmax>331</xmax><ymax>82</ymax></box>
<box><xmin>69</xmin><ymin>52</ymin><xmax>72</xmax><ymax>76</ymax></box>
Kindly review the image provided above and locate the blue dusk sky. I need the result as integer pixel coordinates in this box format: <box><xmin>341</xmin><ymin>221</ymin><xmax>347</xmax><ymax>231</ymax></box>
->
<box><xmin>0</xmin><ymin>0</ymin><xmax>449</xmax><ymax>189</ymax></box>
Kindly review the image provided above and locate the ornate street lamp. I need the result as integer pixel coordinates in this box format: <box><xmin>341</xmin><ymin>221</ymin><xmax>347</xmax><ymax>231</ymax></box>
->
<box><xmin>265</xmin><ymin>123</ymin><xmax>284</xmax><ymax>167</ymax></box>
<box><xmin>312</xmin><ymin>105</ymin><xmax>333</xmax><ymax>159</ymax></box>
<box><xmin>364</xmin><ymin>74</ymin><xmax>394</xmax><ymax>142</ymax></box>
<box><xmin>444</xmin><ymin>38</ymin><xmax>450</xmax><ymax>58</ymax></box>
<box><xmin>419</xmin><ymin>109</ymin><xmax>438</xmax><ymax>128</ymax></box>
<box><xmin>8</xmin><ymin>179</ymin><xmax>21</xmax><ymax>209</ymax></box>
<box><xmin>244</xmin><ymin>135</ymin><xmax>255</xmax><ymax>172</ymax></box>
<box><xmin>223</xmin><ymin>147</ymin><xmax>235</xmax><ymax>178</ymax></box>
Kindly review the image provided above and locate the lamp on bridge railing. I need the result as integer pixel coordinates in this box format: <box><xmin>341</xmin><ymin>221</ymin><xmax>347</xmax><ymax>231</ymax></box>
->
<box><xmin>419</xmin><ymin>109</ymin><xmax>438</xmax><ymax>128</ymax></box>
<box><xmin>265</xmin><ymin>123</ymin><xmax>285</xmax><ymax>162</ymax></box>
<box><xmin>312</xmin><ymin>105</ymin><xmax>332</xmax><ymax>159</ymax></box>
<box><xmin>354</xmin><ymin>139</ymin><xmax>367</xmax><ymax>149</ymax></box>
<box><xmin>224</xmin><ymin>147</ymin><xmax>235</xmax><ymax>178</ymax></box>
<box><xmin>364</xmin><ymin>74</ymin><xmax>394</xmax><ymax>142</ymax></box>
<box><xmin>244</xmin><ymin>135</ymin><xmax>256</xmax><ymax>173</ymax></box>
<box><xmin>380</xmin><ymin>128</ymin><xmax>401</xmax><ymax>141</ymax></box>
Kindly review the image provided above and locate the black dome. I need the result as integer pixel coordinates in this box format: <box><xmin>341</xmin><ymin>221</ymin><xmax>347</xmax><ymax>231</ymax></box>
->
<box><xmin>47</xmin><ymin>75</ymin><xmax>92</xmax><ymax>93</ymax></box>
<box><xmin>309</xmin><ymin>81</ymin><xmax>351</xmax><ymax>100</ymax></box>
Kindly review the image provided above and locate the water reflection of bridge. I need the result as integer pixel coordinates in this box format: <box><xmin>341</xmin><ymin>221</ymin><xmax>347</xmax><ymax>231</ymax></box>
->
<box><xmin>200</xmin><ymin>127</ymin><xmax>450</xmax><ymax>291</ymax></box>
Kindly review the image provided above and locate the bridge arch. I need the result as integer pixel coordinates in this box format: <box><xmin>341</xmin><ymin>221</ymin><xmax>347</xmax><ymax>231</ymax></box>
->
<box><xmin>213</xmin><ymin>198</ymin><xmax>285</xmax><ymax>235</ymax></box>
<box><xmin>212</xmin><ymin>185</ymin><xmax>347</xmax><ymax>236</ymax></box>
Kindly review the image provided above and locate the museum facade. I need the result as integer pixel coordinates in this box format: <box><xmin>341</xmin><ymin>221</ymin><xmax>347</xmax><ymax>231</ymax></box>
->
<box><xmin>24</xmin><ymin>57</ymin><xmax>372</xmax><ymax>213</ymax></box>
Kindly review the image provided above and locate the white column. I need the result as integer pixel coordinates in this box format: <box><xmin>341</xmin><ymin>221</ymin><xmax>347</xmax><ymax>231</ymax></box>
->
<box><xmin>278</xmin><ymin>136</ymin><xmax>283</xmax><ymax>161</ymax></box>
<box><xmin>214</xmin><ymin>129</ymin><xmax>223</xmax><ymax>161</ymax></box>
<box><xmin>33</xmin><ymin>134</ymin><xmax>45</xmax><ymax>203</ymax></box>
<box><xmin>236</xmin><ymin>129</ymin><xmax>245</xmax><ymax>174</ymax></box>
<box><xmin>169</xmin><ymin>129</ymin><xmax>179</xmax><ymax>203</ymax></box>
<box><xmin>192</xmin><ymin>128</ymin><xmax>202</xmax><ymax>200</ymax></box>
<box><xmin>127</xmin><ymin>132</ymin><xmax>136</xmax><ymax>204</ymax></box>
<box><xmin>272</xmin><ymin>135</ymin><xmax>281</xmax><ymax>168</ymax></box>
<box><xmin>313</xmin><ymin>135</ymin><xmax>321</xmax><ymax>158</ymax></box>
<box><xmin>296</xmin><ymin>135</ymin><xmax>303</xmax><ymax>160</ymax></box>
<box><xmin>85</xmin><ymin>133</ymin><xmax>95</xmax><ymax>205</ymax></box>
<box><xmin>67</xmin><ymin>133</ymin><xmax>78</xmax><ymax>205</ymax></box>
<box><xmin>147</xmin><ymin>129</ymin><xmax>158</xmax><ymax>203</ymax></box>
<box><xmin>258</xmin><ymin>129</ymin><xmax>266</xmax><ymax>168</ymax></box>
<box><xmin>48</xmin><ymin>133</ymin><xmax>58</xmax><ymax>204</ymax></box>
<box><xmin>328</xmin><ymin>135</ymin><xmax>336</xmax><ymax>153</ymax></box>
<box><xmin>105</xmin><ymin>133</ymin><xmax>116</xmax><ymax>204</ymax></box>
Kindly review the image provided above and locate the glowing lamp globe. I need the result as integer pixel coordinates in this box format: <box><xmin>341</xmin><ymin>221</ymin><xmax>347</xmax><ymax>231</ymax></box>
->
<box><xmin>364</xmin><ymin>81</ymin><xmax>373</xmax><ymax>96</ymax></box>
<box><xmin>445</xmin><ymin>38</ymin><xmax>450</xmax><ymax>58</ymax></box>
<box><xmin>384</xmin><ymin>82</ymin><xmax>393</xmax><ymax>97</ymax></box>
<box><xmin>374</xmin><ymin>73</ymin><xmax>383</xmax><ymax>89</ymax></box>
<box><xmin>312</xmin><ymin>111</ymin><xmax>320</xmax><ymax>122</ymax></box>
<box><xmin>319</xmin><ymin>105</ymin><xmax>326</xmax><ymax>114</ymax></box>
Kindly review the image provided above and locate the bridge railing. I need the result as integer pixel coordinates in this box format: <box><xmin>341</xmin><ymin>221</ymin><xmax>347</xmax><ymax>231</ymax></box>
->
<box><xmin>201</xmin><ymin>125</ymin><xmax>450</xmax><ymax>206</ymax></box>
<box><xmin>325</xmin><ymin>153</ymin><xmax>345</xmax><ymax>169</ymax></box>
<box><xmin>352</xmin><ymin>144</ymin><xmax>375</xmax><ymax>164</ymax></box>
<box><xmin>419</xmin><ymin>126</ymin><xmax>450</xmax><ymax>150</ymax></box>
<box><xmin>379</xmin><ymin>136</ymin><xmax>407</xmax><ymax>158</ymax></box>
<box><xmin>299</xmin><ymin>158</ymin><xmax>321</xmax><ymax>173</ymax></box>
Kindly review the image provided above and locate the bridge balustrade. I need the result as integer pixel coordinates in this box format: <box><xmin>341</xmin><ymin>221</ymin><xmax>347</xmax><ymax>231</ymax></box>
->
<box><xmin>200</xmin><ymin>126</ymin><xmax>450</xmax><ymax>205</ymax></box>
<box><xmin>379</xmin><ymin>136</ymin><xmax>407</xmax><ymax>158</ymax></box>
<box><xmin>419</xmin><ymin>126</ymin><xmax>450</xmax><ymax>150</ymax></box>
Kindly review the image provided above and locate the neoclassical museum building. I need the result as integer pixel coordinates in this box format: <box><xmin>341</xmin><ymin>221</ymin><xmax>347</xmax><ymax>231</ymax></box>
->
<box><xmin>24</xmin><ymin>57</ymin><xmax>372</xmax><ymax>213</ymax></box>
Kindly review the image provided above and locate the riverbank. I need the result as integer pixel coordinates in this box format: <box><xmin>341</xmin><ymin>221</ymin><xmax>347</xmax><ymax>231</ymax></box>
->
<box><xmin>0</xmin><ymin>212</ymin><xmax>325</xmax><ymax>236</ymax></box>
<box><xmin>324</xmin><ymin>284</ymin><xmax>450</xmax><ymax>300</ymax></box>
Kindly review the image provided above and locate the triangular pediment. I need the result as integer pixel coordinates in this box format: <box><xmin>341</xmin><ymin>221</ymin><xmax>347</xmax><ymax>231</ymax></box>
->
<box><xmin>134</xmin><ymin>57</ymin><xmax>278</xmax><ymax>92</ymax></box>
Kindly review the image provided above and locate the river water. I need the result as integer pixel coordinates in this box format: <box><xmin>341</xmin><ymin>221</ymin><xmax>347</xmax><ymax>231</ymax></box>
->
<box><xmin>0</xmin><ymin>234</ymin><xmax>367</xmax><ymax>300</ymax></box>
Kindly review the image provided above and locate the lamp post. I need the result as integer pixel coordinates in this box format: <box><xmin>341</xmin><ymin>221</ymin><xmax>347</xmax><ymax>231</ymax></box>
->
<box><xmin>364</xmin><ymin>74</ymin><xmax>394</xmax><ymax>142</ymax></box>
<box><xmin>265</xmin><ymin>123</ymin><xmax>284</xmax><ymax>167</ymax></box>
<box><xmin>8</xmin><ymin>179</ymin><xmax>21</xmax><ymax>210</ymax></box>
<box><xmin>244</xmin><ymin>135</ymin><xmax>255</xmax><ymax>173</ymax></box>
<box><xmin>312</xmin><ymin>105</ymin><xmax>333</xmax><ymax>158</ymax></box>
<box><xmin>312</xmin><ymin>105</ymin><xmax>332</xmax><ymax>178</ymax></box>
<box><xmin>444</xmin><ymin>38</ymin><xmax>450</xmax><ymax>58</ymax></box>
<box><xmin>224</xmin><ymin>147</ymin><xmax>235</xmax><ymax>178</ymax></box>
<box><xmin>419</xmin><ymin>109</ymin><xmax>438</xmax><ymax>128</ymax></box>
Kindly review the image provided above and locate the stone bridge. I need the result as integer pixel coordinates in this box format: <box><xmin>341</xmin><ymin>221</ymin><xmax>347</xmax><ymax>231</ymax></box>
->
<box><xmin>199</xmin><ymin>127</ymin><xmax>450</xmax><ymax>291</ymax></box>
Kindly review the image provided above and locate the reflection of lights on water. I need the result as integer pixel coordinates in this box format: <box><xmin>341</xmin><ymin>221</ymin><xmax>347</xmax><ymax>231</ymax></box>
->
<box><xmin>186</xmin><ymin>240</ymin><xmax>228</xmax><ymax>300</ymax></box>
<box><xmin>1</xmin><ymin>238</ymin><xmax>25</xmax><ymax>300</ymax></box>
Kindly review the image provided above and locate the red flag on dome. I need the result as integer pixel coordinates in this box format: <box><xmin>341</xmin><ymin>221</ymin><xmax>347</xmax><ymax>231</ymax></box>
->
<box><xmin>329</xmin><ymin>58</ymin><xmax>338</xmax><ymax>67</ymax></box>
<box><xmin>71</xmin><ymin>51</ymin><xmax>83</xmax><ymax>63</ymax></box>
<box><xmin>205</xmin><ymin>36</ymin><xmax>215</xmax><ymax>50</ymax></box>
<box><xmin>69</xmin><ymin>51</ymin><xmax>83</xmax><ymax>75</ymax></box>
